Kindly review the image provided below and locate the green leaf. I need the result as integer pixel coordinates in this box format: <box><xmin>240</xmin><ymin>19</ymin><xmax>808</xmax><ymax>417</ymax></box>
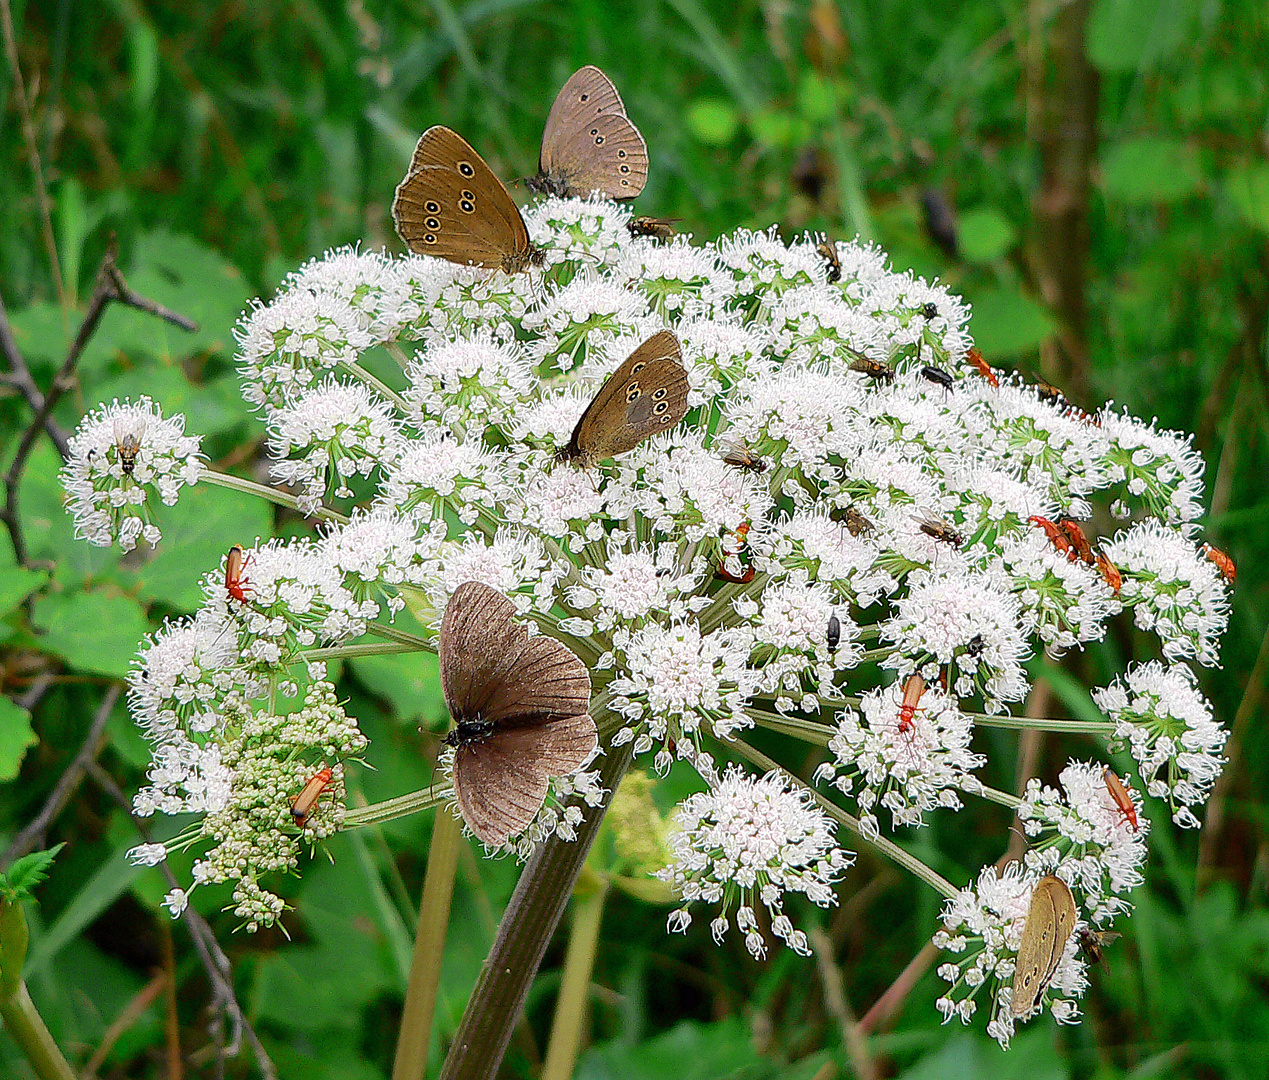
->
<box><xmin>350</xmin><ymin>650</ymin><xmax>447</xmax><ymax>732</ymax></box>
<box><xmin>578</xmin><ymin>1017</ymin><xmax>759</xmax><ymax>1080</ymax></box>
<box><xmin>0</xmin><ymin>565</ymin><xmax>49</xmax><ymax>616</ymax></box>
<box><xmin>685</xmin><ymin>99</ymin><xmax>740</xmax><ymax>147</ymax></box>
<box><xmin>0</xmin><ymin>697</ymin><xmax>37</xmax><ymax>781</ymax></box>
<box><xmin>30</xmin><ymin>591</ymin><xmax>150</xmax><ymax>677</ymax></box>
<box><xmin>1086</xmin><ymin>0</ymin><xmax>1197</xmax><ymax>73</ymax></box>
<box><xmin>746</xmin><ymin>108</ymin><xmax>803</xmax><ymax>150</ymax></box>
<box><xmin>957</xmin><ymin>207</ymin><xmax>1018</xmax><ymax>263</ymax></box>
<box><xmin>0</xmin><ymin>846</ymin><xmax>64</xmax><ymax>898</ymax></box>
<box><xmin>796</xmin><ymin>71</ymin><xmax>836</xmax><ymax>123</ymax></box>
<box><xmin>127</xmin><ymin>20</ymin><xmax>160</xmax><ymax>111</ymax></box>
<box><xmin>123</xmin><ymin>482</ymin><xmax>273</xmax><ymax>610</ymax></box>
<box><xmin>1101</xmin><ymin>138</ymin><xmax>1202</xmax><ymax>204</ymax></box>
<box><xmin>78</xmin><ymin>231</ymin><xmax>249</xmax><ymax>373</ymax></box>
<box><xmin>18</xmin><ymin>442</ymin><xmax>123</xmax><ymax>585</ymax></box>
<box><xmin>964</xmin><ymin>287</ymin><xmax>1055</xmax><ymax>358</ymax></box>
<box><xmin>1226</xmin><ymin>164</ymin><xmax>1269</xmax><ymax>233</ymax></box>
<box><xmin>4</xmin><ymin>302</ymin><xmax>73</xmax><ymax>367</ymax></box>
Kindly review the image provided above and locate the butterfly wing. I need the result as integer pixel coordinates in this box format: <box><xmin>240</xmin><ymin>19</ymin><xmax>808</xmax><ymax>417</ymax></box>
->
<box><xmin>564</xmin><ymin>330</ymin><xmax>688</xmax><ymax>464</ymax></box>
<box><xmin>1011</xmin><ymin>876</ymin><xmax>1077</xmax><ymax>1017</ymax></box>
<box><xmin>439</xmin><ymin>581</ymin><xmax>591</xmax><ymax>728</ymax></box>
<box><xmin>539</xmin><ymin>67</ymin><xmax>648</xmax><ymax>200</ymax></box>
<box><xmin>452</xmin><ymin>712</ymin><xmax>596</xmax><ymax>846</ymax></box>
<box><xmin>393</xmin><ymin>126</ymin><xmax>533</xmax><ymax>269</ymax></box>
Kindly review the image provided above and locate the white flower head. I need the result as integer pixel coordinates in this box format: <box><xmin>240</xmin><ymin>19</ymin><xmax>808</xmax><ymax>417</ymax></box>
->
<box><xmin>658</xmin><ymin>766</ymin><xmax>853</xmax><ymax>959</ymax></box>
<box><xmin>61</xmin><ymin>397</ymin><xmax>203</xmax><ymax>551</ymax></box>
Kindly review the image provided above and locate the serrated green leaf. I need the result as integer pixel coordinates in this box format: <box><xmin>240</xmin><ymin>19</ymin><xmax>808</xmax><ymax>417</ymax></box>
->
<box><xmin>1101</xmin><ymin>138</ymin><xmax>1202</xmax><ymax>204</ymax></box>
<box><xmin>1</xmin><ymin>845</ymin><xmax>64</xmax><ymax>896</ymax></box>
<box><xmin>685</xmin><ymin>99</ymin><xmax>740</xmax><ymax>147</ymax></box>
<box><xmin>30</xmin><ymin>591</ymin><xmax>149</xmax><ymax>677</ymax></box>
<box><xmin>0</xmin><ymin>697</ymin><xmax>37</xmax><ymax>781</ymax></box>
<box><xmin>77</xmin><ymin>231</ymin><xmax>248</xmax><ymax>374</ymax></box>
<box><xmin>122</xmin><ymin>482</ymin><xmax>273</xmax><ymax>610</ymax></box>
<box><xmin>957</xmin><ymin>207</ymin><xmax>1018</xmax><ymax>263</ymax></box>
<box><xmin>962</xmin><ymin>287</ymin><xmax>1055</xmax><ymax>358</ymax></box>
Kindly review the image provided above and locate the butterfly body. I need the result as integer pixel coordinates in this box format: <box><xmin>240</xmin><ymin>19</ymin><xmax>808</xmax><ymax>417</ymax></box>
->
<box><xmin>393</xmin><ymin>126</ymin><xmax>545</xmax><ymax>273</ymax></box>
<box><xmin>528</xmin><ymin>66</ymin><xmax>648</xmax><ymax>200</ymax></box>
<box><xmin>439</xmin><ymin>582</ymin><xmax>596</xmax><ymax>847</ymax></box>
<box><xmin>555</xmin><ymin>330</ymin><xmax>689</xmax><ymax>467</ymax></box>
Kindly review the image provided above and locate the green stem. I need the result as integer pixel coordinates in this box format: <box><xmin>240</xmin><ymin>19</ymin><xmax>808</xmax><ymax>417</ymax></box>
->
<box><xmin>438</xmin><ymin>729</ymin><xmax>634</xmax><ymax>1080</ymax></box>
<box><xmin>969</xmin><ymin>713</ymin><xmax>1113</xmax><ymax>734</ymax></box>
<box><xmin>728</xmin><ymin>739</ymin><xmax>958</xmax><ymax>900</ymax></box>
<box><xmin>392</xmin><ymin>809</ymin><xmax>463</xmax><ymax>1080</ymax></box>
<box><xmin>342</xmin><ymin>358</ymin><xmax>412</xmax><ymax>414</ymax></box>
<box><xmin>365</xmin><ymin>621</ymin><xmax>436</xmax><ymax>652</ymax></box>
<box><xmin>0</xmin><ymin>982</ymin><xmax>78</xmax><ymax>1080</ymax></box>
<box><xmin>344</xmin><ymin>787</ymin><xmax>450</xmax><ymax>829</ymax></box>
<box><xmin>200</xmin><ymin>468</ymin><xmax>349</xmax><ymax>526</ymax></box>
<box><xmin>541</xmin><ymin>872</ymin><xmax>610</xmax><ymax>1080</ymax></box>
<box><xmin>303</xmin><ymin>640</ymin><xmax>423</xmax><ymax>662</ymax></box>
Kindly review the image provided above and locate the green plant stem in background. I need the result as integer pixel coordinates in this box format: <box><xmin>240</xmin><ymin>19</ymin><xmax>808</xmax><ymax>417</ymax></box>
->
<box><xmin>201</xmin><ymin>468</ymin><xmax>350</xmax><ymax>526</ymax></box>
<box><xmin>730</xmin><ymin>739</ymin><xmax>958</xmax><ymax>900</ymax></box>
<box><xmin>0</xmin><ymin>983</ymin><xmax>78</xmax><ymax>1080</ymax></box>
<box><xmin>438</xmin><ymin>731</ymin><xmax>635</xmax><ymax>1080</ymax></box>
<box><xmin>393</xmin><ymin>808</ymin><xmax>462</xmax><ymax>1080</ymax></box>
<box><xmin>541</xmin><ymin>869</ymin><xmax>610</xmax><ymax>1080</ymax></box>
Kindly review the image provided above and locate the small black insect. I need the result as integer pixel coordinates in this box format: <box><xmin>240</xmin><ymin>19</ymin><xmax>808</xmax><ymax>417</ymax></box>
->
<box><xmin>827</xmin><ymin>613</ymin><xmax>841</xmax><ymax>653</ymax></box>
<box><xmin>921</xmin><ymin>302</ymin><xmax>938</xmax><ymax>320</ymax></box>
<box><xmin>965</xmin><ymin>633</ymin><xmax>984</xmax><ymax>657</ymax></box>
<box><xmin>920</xmin><ymin>365</ymin><xmax>954</xmax><ymax>393</ymax></box>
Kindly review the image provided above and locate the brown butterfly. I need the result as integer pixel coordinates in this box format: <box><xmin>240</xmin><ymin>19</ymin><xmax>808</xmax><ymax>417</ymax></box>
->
<box><xmin>555</xmin><ymin>330</ymin><xmax>690</xmax><ymax>467</ymax></box>
<box><xmin>1011</xmin><ymin>874</ymin><xmax>1077</xmax><ymax>1017</ymax></box>
<box><xmin>392</xmin><ymin>126</ymin><xmax>545</xmax><ymax>274</ymax></box>
<box><xmin>439</xmin><ymin>581</ymin><xmax>597</xmax><ymax>847</ymax></box>
<box><xmin>527</xmin><ymin>66</ymin><xmax>649</xmax><ymax>200</ymax></box>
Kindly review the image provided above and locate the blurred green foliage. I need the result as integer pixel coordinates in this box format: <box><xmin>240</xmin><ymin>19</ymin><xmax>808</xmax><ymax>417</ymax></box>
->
<box><xmin>2</xmin><ymin>0</ymin><xmax>1267</xmax><ymax>1077</ymax></box>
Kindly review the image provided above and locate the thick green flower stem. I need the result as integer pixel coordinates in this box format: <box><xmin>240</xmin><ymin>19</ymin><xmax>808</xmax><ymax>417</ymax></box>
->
<box><xmin>541</xmin><ymin>870</ymin><xmax>610</xmax><ymax>1080</ymax></box>
<box><xmin>0</xmin><ymin>983</ymin><xmax>78</xmax><ymax>1080</ymax></box>
<box><xmin>393</xmin><ymin>808</ymin><xmax>463</xmax><ymax>1080</ymax></box>
<box><xmin>438</xmin><ymin>736</ymin><xmax>635</xmax><ymax>1080</ymax></box>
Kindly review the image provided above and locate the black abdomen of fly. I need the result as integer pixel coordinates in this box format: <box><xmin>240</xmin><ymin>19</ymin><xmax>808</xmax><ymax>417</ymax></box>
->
<box><xmin>445</xmin><ymin>716</ymin><xmax>496</xmax><ymax>747</ymax></box>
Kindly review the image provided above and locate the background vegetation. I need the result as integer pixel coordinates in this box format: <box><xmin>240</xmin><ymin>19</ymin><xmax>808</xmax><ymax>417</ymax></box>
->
<box><xmin>2</xmin><ymin>0</ymin><xmax>1267</xmax><ymax>1077</ymax></box>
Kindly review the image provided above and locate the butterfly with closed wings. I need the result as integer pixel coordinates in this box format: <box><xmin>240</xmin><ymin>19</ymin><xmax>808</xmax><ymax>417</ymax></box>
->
<box><xmin>527</xmin><ymin>66</ymin><xmax>649</xmax><ymax>200</ymax></box>
<box><xmin>555</xmin><ymin>330</ymin><xmax>690</xmax><ymax>467</ymax></box>
<box><xmin>439</xmin><ymin>581</ymin><xmax>597</xmax><ymax>847</ymax></box>
<box><xmin>392</xmin><ymin>126</ymin><xmax>545</xmax><ymax>275</ymax></box>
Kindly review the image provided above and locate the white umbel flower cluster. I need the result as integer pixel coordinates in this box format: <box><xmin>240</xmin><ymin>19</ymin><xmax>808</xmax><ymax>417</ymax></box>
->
<box><xmin>64</xmin><ymin>194</ymin><xmax>1230</xmax><ymax>1022</ymax></box>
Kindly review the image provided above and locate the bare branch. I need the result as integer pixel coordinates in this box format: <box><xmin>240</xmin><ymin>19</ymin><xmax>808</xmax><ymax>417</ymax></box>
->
<box><xmin>85</xmin><ymin>761</ymin><xmax>279</xmax><ymax>1080</ymax></box>
<box><xmin>0</xmin><ymin>243</ymin><xmax>198</xmax><ymax>566</ymax></box>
